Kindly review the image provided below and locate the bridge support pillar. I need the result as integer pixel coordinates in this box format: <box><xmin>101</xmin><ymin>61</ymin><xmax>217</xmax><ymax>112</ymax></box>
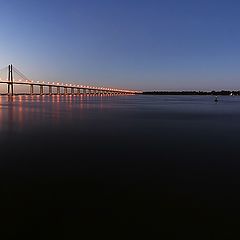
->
<box><xmin>64</xmin><ymin>87</ymin><xmax>67</xmax><ymax>95</ymax></box>
<box><xmin>71</xmin><ymin>88</ymin><xmax>74</xmax><ymax>95</ymax></box>
<box><xmin>40</xmin><ymin>85</ymin><xmax>43</xmax><ymax>95</ymax></box>
<box><xmin>57</xmin><ymin>86</ymin><xmax>60</xmax><ymax>94</ymax></box>
<box><xmin>30</xmin><ymin>85</ymin><xmax>34</xmax><ymax>95</ymax></box>
<box><xmin>49</xmin><ymin>86</ymin><xmax>52</xmax><ymax>95</ymax></box>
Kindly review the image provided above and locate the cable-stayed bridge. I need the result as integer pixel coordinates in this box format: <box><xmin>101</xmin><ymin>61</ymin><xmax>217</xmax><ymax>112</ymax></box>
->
<box><xmin>0</xmin><ymin>65</ymin><xmax>142</xmax><ymax>96</ymax></box>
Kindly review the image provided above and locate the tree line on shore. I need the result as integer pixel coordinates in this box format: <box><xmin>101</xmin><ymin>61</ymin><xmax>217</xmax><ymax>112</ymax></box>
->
<box><xmin>142</xmin><ymin>90</ymin><xmax>240</xmax><ymax>95</ymax></box>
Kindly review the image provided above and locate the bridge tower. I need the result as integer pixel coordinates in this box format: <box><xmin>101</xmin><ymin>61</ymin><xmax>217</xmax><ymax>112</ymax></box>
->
<box><xmin>8</xmin><ymin>64</ymin><xmax>14</xmax><ymax>96</ymax></box>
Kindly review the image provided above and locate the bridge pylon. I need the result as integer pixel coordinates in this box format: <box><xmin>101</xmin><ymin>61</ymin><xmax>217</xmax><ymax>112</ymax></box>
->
<box><xmin>8</xmin><ymin>64</ymin><xmax>14</xmax><ymax>96</ymax></box>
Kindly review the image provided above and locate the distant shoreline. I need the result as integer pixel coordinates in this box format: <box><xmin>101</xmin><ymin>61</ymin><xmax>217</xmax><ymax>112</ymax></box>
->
<box><xmin>142</xmin><ymin>90</ymin><xmax>239</xmax><ymax>96</ymax></box>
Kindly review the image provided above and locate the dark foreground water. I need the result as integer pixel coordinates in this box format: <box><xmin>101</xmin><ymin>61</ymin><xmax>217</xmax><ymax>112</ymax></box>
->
<box><xmin>0</xmin><ymin>94</ymin><xmax>240</xmax><ymax>239</ymax></box>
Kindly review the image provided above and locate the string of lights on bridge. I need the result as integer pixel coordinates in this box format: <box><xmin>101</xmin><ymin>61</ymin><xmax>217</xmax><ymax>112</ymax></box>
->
<box><xmin>0</xmin><ymin>65</ymin><xmax>142</xmax><ymax>95</ymax></box>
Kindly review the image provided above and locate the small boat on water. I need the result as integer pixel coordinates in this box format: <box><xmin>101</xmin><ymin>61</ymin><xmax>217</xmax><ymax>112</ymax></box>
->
<box><xmin>214</xmin><ymin>96</ymin><xmax>218</xmax><ymax>102</ymax></box>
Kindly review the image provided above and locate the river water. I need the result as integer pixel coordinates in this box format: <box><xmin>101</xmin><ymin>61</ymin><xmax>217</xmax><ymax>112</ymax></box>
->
<box><xmin>0</xmin><ymin>94</ymin><xmax>239</xmax><ymax>239</ymax></box>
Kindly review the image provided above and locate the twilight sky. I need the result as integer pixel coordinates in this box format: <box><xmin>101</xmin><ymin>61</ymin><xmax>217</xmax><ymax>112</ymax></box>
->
<box><xmin>0</xmin><ymin>0</ymin><xmax>240</xmax><ymax>91</ymax></box>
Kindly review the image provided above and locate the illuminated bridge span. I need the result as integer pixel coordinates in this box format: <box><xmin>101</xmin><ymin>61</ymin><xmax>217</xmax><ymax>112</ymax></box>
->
<box><xmin>0</xmin><ymin>65</ymin><xmax>142</xmax><ymax>96</ymax></box>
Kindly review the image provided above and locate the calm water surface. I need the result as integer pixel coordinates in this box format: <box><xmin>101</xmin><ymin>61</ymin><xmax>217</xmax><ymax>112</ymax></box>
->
<box><xmin>0</xmin><ymin>94</ymin><xmax>240</xmax><ymax>239</ymax></box>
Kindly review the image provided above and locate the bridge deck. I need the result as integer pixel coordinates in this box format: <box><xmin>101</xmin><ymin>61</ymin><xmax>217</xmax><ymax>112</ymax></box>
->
<box><xmin>0</xmin><ymin>65</ymin><xmax>142</xmax><ymax>95</ymax></box>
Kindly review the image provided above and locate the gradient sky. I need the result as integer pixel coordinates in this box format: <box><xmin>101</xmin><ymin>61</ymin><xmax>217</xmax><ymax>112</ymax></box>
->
<box><xmin>0</xmin><ymin>0</ymin><xmax>240</xmax><ymax>91</ymax></box>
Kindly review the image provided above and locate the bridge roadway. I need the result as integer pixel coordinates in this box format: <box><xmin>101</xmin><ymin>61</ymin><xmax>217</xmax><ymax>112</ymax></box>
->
<box><xmin>0</xmin><ymin>65</ymin><xmax>142</xmax><ymax>96</ymax></box>
<box><xmin>0</xmin><ymin>80</ymin><xmax>141</xmax><ymax>95</ymax></box>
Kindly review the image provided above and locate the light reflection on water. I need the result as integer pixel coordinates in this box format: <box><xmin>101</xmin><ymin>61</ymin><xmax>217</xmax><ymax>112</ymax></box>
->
<box><xmin>0</xmin><ymin>95</ymin><xmax>110</xmax><ymax>132</ymax></box>
<box><xmin>0</xmin><ymin>94</ymin><xmax>240</xmax><ymax>132</ymax></box>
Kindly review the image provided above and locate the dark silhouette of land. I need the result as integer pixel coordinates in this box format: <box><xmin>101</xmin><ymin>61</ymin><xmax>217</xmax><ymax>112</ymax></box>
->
<box><xmin>142</xmin><ymin>90</ymin><xmax>240</xmax><ymax>95</ymax></box>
